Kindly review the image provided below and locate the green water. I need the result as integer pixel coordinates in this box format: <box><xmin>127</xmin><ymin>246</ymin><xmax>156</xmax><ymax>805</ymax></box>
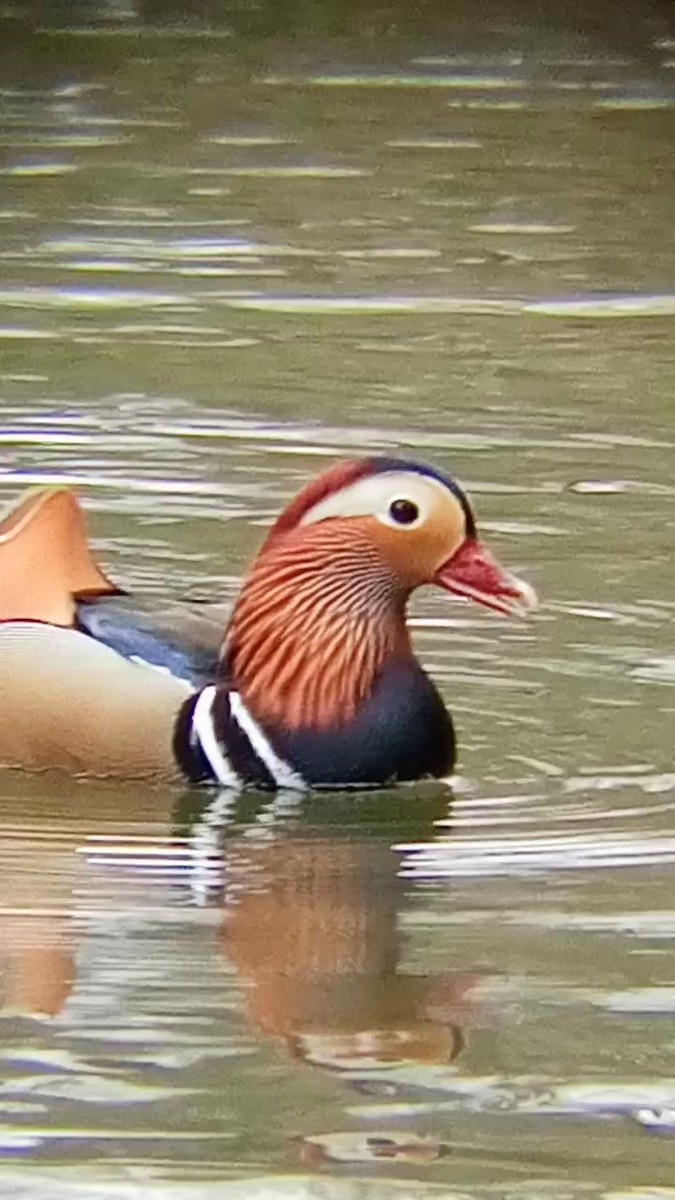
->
<box><xmin>0</xmin><ymin>3</ymin><xmax>675</xmax><ymax>1197</ymax></box>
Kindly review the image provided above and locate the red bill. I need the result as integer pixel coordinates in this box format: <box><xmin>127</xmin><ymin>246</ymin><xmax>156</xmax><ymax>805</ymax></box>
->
<box><xmin>435</xmin><ymin>539</ymin><xmax>537</xmax><ymax>617</ymax></box>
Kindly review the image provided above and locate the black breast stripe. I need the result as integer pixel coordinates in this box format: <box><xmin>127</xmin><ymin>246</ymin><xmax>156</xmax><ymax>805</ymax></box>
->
<box><xmin>211</xmin><ymin>690</ymin><xmax>276</xmax><ymax>789</ymax></box>
<box><xmin>173</xmin><ymin>693</ymin><xmax>212</xmax><ymax>783</ymax></box>
<box><xmin>173</xmin><ymin>690</ymin><xmax>276</xmax><ymax>790</ymax></box>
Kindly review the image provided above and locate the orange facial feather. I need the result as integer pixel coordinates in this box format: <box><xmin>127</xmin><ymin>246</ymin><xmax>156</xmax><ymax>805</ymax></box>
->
<box><xmin>223</xmin><ymin>520</ymin><xmax>412</xmax><ymax>732</ymax></box>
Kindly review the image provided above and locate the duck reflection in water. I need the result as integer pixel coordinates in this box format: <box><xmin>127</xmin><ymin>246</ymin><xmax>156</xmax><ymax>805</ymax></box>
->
<box><xmin>199</xmin><ymin>787</ymin><xmax>486</xmax><ymax>1075</ymax></box>
<box><xmin>0</xmin><ymin>776</ymin><xmax>84</xmax><ymax>1018</ymax></box>
<box><xmin>0</xmin><ymin>889</ymin><xmax>74</xmax><ymax>1018</ymax></box>
<box><xmin>0</xmin><ymin>784</ymin><xmax>486</xmax><ymax>1079</ymax></box>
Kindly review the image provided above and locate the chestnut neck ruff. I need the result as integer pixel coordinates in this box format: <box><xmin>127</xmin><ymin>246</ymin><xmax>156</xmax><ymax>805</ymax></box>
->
<box><xmin>221</xmin><ymin>522</ymin><xmax>412</xmax><ymax>733</ymax></box>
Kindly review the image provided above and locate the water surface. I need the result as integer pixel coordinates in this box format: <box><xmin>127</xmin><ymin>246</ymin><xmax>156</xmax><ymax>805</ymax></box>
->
<box><xmin>0</xmin><ymin>2</ymin><xmax>674</xmax><ymax>1196</ymax></box>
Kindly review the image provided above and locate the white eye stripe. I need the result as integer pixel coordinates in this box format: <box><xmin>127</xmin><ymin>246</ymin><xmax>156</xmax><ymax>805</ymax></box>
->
<box><xmin>300</xmin><ymin>471</ymin><xmax>447</xmax><ymax>527</ymax></box>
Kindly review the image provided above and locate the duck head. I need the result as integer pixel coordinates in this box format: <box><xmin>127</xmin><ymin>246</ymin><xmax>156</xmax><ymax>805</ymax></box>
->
<box><xmin>223</xmin><ymin>457</ymin><xmax>536</xmax><ymax>734</ymax></box>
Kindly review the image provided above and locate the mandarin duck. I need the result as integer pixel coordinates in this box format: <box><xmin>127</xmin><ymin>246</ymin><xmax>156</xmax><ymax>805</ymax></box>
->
<box><xmin>0</xmin><ymin>458</ymin><xmax>536</xmax><ymax>787</ymax></box>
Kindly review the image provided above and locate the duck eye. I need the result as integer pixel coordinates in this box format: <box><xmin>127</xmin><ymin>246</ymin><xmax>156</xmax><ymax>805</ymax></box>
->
<box><xmin>389</xmin><ymin>498</ymin><xmax>419</xmax><ymax>525</ymax></box>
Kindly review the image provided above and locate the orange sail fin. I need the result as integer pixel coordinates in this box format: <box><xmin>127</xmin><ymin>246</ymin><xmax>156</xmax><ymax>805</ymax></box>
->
<box><xmin>0</xmin><ymin>486</ymin><xmax>119</xmax><ymax>626</ymax></box>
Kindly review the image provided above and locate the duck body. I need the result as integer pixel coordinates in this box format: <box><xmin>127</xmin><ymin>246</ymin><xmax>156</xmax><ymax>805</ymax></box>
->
<box><xmin>0</xmin><ymin>621</ymin><xmax>189</xmax><ymax>782</ymax></box>
<box><xmin>0</xmin><ymin>458</ymin><xmax>535</xmax><ymax>789</ymax></box>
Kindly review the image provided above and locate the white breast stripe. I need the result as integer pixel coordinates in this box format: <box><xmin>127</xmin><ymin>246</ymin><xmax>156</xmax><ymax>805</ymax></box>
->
<box><xmin>191</xmin><ymin>686</ymin><xmax>242</xmax><ymax>789</ymax></box>
<box><xmin>229</xmin><ymin>691</ymin><xmax>307</xmax><ymax>792</ymax></box>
